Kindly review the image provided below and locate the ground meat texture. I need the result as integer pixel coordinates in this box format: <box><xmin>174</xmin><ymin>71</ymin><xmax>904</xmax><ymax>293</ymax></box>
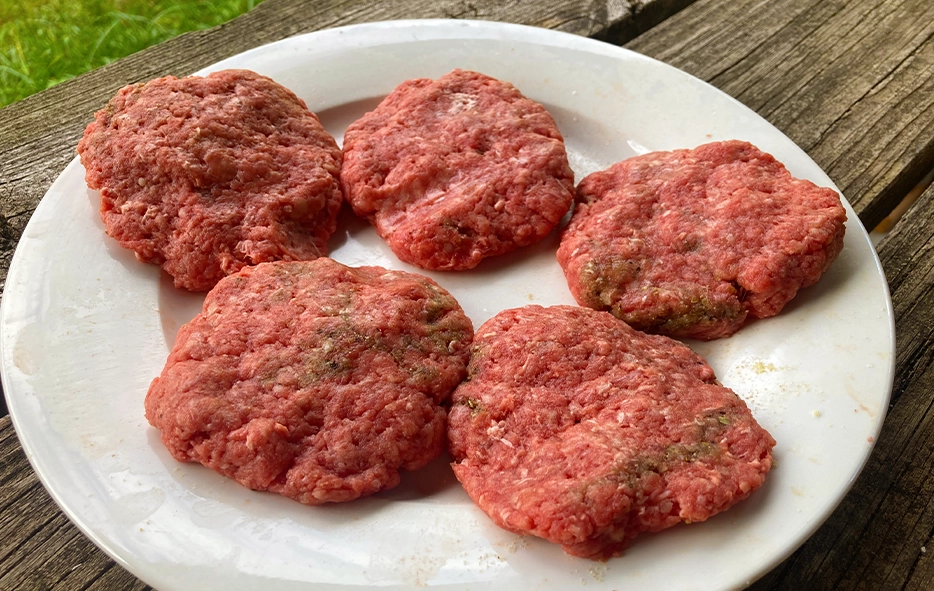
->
<box><xmin>341</xmin><ymin>69</ymin><xmax>575</xmax><ymax>271</ymax></box>
<box><xmin>557</xmin><ymin>140</ymin><xmax>847</xmax><ymax>340</ymax></box>
<box><xmin>78</xmin><ymin>69</ymin><xmax>343</xmax><ymax>291</ymax></box>
<box><xmin>145</xmin><ymin>258</ymin><xmax>474</xmax><ymax>504</ymax></box>
<box><xmin>447</xmin><ymin>305</ymin><xmax>775</xmax><ymax>560</ymax></box>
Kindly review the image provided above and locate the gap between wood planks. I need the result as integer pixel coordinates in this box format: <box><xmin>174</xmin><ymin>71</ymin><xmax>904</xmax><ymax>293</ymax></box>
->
<box><xmin>872</xmin><ymin>169</ymin><xmax>934</xmax><ymax>242</ymax></box>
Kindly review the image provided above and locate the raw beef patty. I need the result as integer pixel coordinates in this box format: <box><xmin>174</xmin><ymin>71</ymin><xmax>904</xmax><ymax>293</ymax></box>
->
<box><xmin>447</xmin><ymin>305</ymin><xmax>775</xmax><ymax>559</ymax></box>
<box><xmin>341</xmin><ymin>69</ymin><xmax>575</xmax><ymax>271</ymax></box>
<box><xmin>557</xmin><ymin>140</ymin><xmax>846</xmax><ymax>340</ymax></box>
<box><xmin>146</xmin><ymin>258</ymin><xmax>474</xmax><ymax>504</ymax></box>
<box><xmin>78</xmin><ymin>69</ymin><xmax>343</xmax><ymax>291</ymax></box>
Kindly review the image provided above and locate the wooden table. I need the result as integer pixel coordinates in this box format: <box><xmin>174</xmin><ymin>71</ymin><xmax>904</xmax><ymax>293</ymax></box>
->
<box><xmin>1</xmin><ymin>0</ymin><xmax>932</xmax><ymax>589</ymax></box>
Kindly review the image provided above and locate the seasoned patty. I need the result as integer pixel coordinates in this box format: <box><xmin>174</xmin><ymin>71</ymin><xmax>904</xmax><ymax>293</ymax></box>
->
<box><xmin>557</xmin><ymin>140</ymin><xmax>847</xmax><ymax>340</ymax></box>
<box><xmin>145</xmin><ymin>258</ymin><xmax>474</xmax><ymax>504</ymax></box>
<box><xmin>341</xmin><ymin>69</ymin><xmax>575</xmax><ymax>271</ymax></box>
<box><xmin>447</xmin><ymin>305</ymin><xmax>775</xmax><ymax>559</ymax></box>
<box><xmin>78</xmin><ymin>69</ymin><xmax>343</xmax><ymax>291</ymax></box>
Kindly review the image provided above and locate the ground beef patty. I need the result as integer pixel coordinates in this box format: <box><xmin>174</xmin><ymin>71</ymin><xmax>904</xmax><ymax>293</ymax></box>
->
<box><xmin>557</xmin><ymin>140</ymin><xmax>847</xmax><ymax>340</ymax></box>
<box><xmin>145</xmin><ymin>258</ymin><xmax>473</xmax><ymax>504</ymax></box>
<box><xmin>341</xmin><ymin>69</ymin><xmax>575</xmax><ymax>271</ymax></box>
<box><xmin>78</xmin><ymin>69</ymin><xmax>343</xmax><ymax>291</ymax></box>
<box><xmin>448</xmin><ymin>305</ymin><xmax>774</xmax><ymax>559</ymax></box>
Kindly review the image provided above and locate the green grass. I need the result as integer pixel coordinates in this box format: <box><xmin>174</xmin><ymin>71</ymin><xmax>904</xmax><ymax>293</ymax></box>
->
<box><xmin>0</xmin><ymin>0</ymin><xmax>264</xmax><ymax>107</ymax></box>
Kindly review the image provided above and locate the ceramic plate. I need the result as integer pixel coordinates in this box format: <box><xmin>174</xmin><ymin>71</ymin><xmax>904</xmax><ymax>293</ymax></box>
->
<box><xmin>1</xmin><ymin>19</ymin><xmax>894</xmax><ymax>591</ymax></box>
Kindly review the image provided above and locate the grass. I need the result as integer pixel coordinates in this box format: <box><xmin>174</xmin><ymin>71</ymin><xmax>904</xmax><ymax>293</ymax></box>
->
<box><xmin>0</xmin><ymin>0</ymin><xmax>265</xmax><ymax>107</ymax></box>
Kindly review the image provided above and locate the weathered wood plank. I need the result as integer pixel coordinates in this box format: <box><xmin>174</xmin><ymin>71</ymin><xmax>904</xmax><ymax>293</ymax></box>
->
<box><xmin>626</xmin><ymin>0</ymin><xmax>934</xmax><ymax>231</ymax></box>
<box><xmin>748</xmin><ymin>184</ymin><xmax>934</xmax><ymax>591</ymax></box>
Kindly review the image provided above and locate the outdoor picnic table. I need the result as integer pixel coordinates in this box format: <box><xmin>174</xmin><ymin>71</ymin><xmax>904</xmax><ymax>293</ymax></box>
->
<box><xmin>1</xmin><ymin>0</ymin><xmax>932</xmax><ymax>589</ymax></box>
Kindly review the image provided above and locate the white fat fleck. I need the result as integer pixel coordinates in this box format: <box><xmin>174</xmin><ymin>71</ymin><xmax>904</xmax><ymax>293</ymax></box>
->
<box><xmin>487</xmin><ymin>421</ymin><xmax>506</xmax><ymax>438</ymax></box>
<box><xmin>421</xmin><ymin>188</ymin><xmax>448</xmax><ymax>208</ymax></box>
<box><xmin>486</xmin><ymin>421</ymin><xmax>513</xmax><ymax>447</ymax></box>
<box><xmin>448</xmin><ymin>92</ymin><xmax>478</xmax><ymax>114</ymax></box>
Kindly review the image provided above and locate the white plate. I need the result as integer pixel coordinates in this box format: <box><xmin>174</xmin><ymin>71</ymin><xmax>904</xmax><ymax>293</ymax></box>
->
<box><xmin>1</xmin><ymin>19</ymin><xmax>894</xmax><ymax>591</ymax></box>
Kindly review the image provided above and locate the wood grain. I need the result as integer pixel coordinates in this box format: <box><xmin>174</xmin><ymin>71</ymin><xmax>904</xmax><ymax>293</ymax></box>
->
<box><xmin>626</xmin><ymin>0</ymin><xmax>934</xmax><ymax>231</ymax></box>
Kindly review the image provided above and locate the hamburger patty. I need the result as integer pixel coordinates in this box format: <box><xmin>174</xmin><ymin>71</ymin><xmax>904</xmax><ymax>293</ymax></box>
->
<box><xmin>557</xmin><ymin>140</ymin><xmax>846</xmax><ymax>340</ymax></box>
<box><xmin>78</xmin><ymin>69</ymin><xmax>343</xmax><ymax>291</ymax></box>
<box><xmin>447</xmin><ymin>305</ymin><xmax>775</xmax><ymax>559</ymax></box>
<box><xmin>341</xmin><ymin>69</ymin><xmax>574</xmax><ymax>271</ymax></box>
<box><xmin>146</xmin><ymin>258</ymin><xmax>474</xmax><ymax>504</ymax></box>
